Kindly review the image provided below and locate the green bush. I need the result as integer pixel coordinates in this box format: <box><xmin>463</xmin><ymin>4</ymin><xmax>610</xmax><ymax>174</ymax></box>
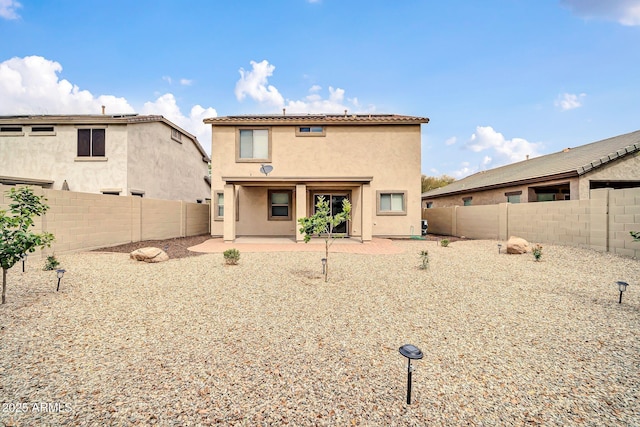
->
<box><xmin>223</xmin><ymin>248</ymin><xmax>240</xmax><ymax>265</ymax></box>
<box><xmin>43</xmin><ymin>255</ymin><xmax>60</xmax><ymax>271</ymax></box>
<box><xmin>440</xmin><ymin>239</ymin><xmax>450</xmax><ymax>247</ymax></box>
<box><xmin>532</xmin><ymin>244</ymin><xmax>543</xmax><ymax>262</ymax></box>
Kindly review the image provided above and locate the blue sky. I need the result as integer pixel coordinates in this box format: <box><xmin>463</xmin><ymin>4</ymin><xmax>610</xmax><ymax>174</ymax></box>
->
<box><xmin>1</xmin><ymin>0</ymin><xmax>639</xmax><ymax>178</ymax></box>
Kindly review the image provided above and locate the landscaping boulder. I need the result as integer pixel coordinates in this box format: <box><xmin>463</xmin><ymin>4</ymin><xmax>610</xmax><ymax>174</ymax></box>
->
<box><xmin>507</xmin><ymin>236</ymin><xmax>530</xmax><ymax>254</ymax></box>
<box><xmin>130</xmin><ymin>247</ymin><xmax>169</xmax><ymax>263</ymax></box>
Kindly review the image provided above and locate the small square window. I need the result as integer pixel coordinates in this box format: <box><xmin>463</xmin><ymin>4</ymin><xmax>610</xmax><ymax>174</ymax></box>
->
<box><xmin>377</xmin><ymin>191</ymin><xmax>407</xmax><ymax>216</ymax></box>
<box><xmin>463</xmin><ymin>197</ymin><xmax>472</xmax><ymax>206</ymax></box>
<box><xmin>268</xmin><ymin>190</ymin><xmax>292</xmax><ymax>220</ymax></box>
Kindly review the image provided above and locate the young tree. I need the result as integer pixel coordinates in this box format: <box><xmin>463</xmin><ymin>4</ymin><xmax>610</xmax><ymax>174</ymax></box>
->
<box><xmin>0</xmin><ymin>187</ymin><xmax>55</xmax><ymax>304</ymax></box>
<box><xmin>298</xmin><ymin>196</ymin><xmax>351</xmax><ymax>282</ymax></box>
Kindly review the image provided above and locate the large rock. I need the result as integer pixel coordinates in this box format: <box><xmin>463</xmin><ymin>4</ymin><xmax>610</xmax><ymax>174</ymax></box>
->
<box><xmin>507</xmin><ymin>236</ymin><xmax>530</xmax><ymax>254</ymax></box>
<box><xmin>130</xmin><ymin>247</ymin><xmax>169</xmax><ymax>263</ymax></box>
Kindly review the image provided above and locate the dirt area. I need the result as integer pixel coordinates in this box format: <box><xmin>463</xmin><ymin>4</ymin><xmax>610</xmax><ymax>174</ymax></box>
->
<box><xmin>93</xmin><ymin>234</ymin><xmax>211</xmax><ymax>259</ymax></box>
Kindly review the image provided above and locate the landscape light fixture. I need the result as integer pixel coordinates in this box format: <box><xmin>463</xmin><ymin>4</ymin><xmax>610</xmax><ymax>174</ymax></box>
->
<box><xmin>21</xmin><ymin>253</ymin><xmax>28</xmax><ymax>272</ymax></box>
<box><xmin>497</xmin><ymin>243</ymin><xmax>502</xmax><ymax>254</ymax></box>
<box><xmin>616</xmin><ymin>281</ymin><xmax>629</xmax><ymax>304</ymax></box>
<box><xmin>399</xmin><ymin>344</ymin><xmax>423</xmax><ymax>404</ymax></box>
<box><xmin>56</xmin><ymin>269</ymin><xmax>66</xmax><ymax>292</ymax></box>
<box><xmin>321</xmin><ymin>258</ymin><xmax>327</xmax><ymax>275</ymax></box>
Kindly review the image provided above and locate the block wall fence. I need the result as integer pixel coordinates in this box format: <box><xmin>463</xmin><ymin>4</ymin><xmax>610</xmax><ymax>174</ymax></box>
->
<box><xmin>0</xmin><ymin>184</ymin><xmax>210</xmax><ymax>255</ymax></box>
<box><xmin>422</xmin><ymin>188</ymin><xmax>640</xmax><ymax>259</ymax></box>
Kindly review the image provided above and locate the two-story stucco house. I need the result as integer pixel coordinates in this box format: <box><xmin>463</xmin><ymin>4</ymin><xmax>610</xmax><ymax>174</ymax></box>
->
<box><xmin>204</xmin><ymin>113</ymin><xmax>429</xmax><ymax>242</ymax></box>
<box><xmin>0</xmin><ymin>114</ymin><xmax>211</xmax><ymax>202</ymax></box>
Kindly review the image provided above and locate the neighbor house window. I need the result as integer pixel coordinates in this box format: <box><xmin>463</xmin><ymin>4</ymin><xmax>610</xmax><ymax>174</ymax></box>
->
<box><xmin>0</xmin><ymin>126</ymin><xmax>24</xmax><ymax>136</ymax></box>
<box><xmin>463</xmin><ymin>197</ymin><xmax>472</xmax><ymax>206</ymax></box>
<box><xmin>425</xmin><ymin>202</ymin><xmax>433</xmax><ymax>208</ymax></box>
<box><xmin>77</xmin><ymin>129</ymin><xmax>105</xmax><ymax>157</ymax></box>
<box><xmin>377</xmin><ymin>191</ymin><xmax>407</xmax><ymax>215</ymax></box>
<box><xmin>537</xmin><ymin>193</ymin><xmax>555</xmax><ymax>202</ymax></box>
<box><xmin>214</xmin><ymin>191</ymin><xmax>224</xmax><ymax>220</ymax></box>
<box><xmin>171</xmin><ymin>128</ymin><xmax>182</xmax><ymax>143</ymax></box>
<box><xmin>237</xmin><ymin>128</ymin><xmax>270</xmax><ymax>161</ymax></box>
<box><xmin>296</xmin><ymin>126</ymin><xmax>325</xmax><ymax>136</ymax></box>
<box><xmin>506</xmin><ymin>191</ymin><xmax>521</xmax><ymax>203</ymax></box>
<box><xmin>101</xmin><ymin>191</ymin><xmax>120</xmax><ymax>196</ymax></box>
<box><xmin>268</xmin><ymin>190</ymin><xmax>292</xmax><ymax>220</ymax></box>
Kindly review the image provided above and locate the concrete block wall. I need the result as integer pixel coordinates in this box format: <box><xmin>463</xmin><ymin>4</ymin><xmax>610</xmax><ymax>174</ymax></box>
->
<box><xmin>422</xmin><ymin>188</ymin><xmax>640</xmax><ymax>259</ymax></box>
<box><xmin>0</xmin><ymin>184</ymin><xmax>210</xmax><ymax>255</ymax></box>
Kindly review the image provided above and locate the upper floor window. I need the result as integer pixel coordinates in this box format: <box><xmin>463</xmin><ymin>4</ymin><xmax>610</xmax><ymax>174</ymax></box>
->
<box><xmin>296</xmin><ymin>126</ymin><xmax>325</xmax><ymax>136</ymax></box>
<box><xmin>0</xmin><ymin>126</ymin><xmax>24</xmax><ymax>136</ymax></box>
<box><xmin>77</xmin><ymin>129</ymin><xmax>105</xmax><ymax>157</ymax></box>
<box><xmin>377</xmin><ymin>191</ymin><xmax>407</xmax><ymax>216</ymax></box>
<box><xmin>237</xmin><ymin>128</ymin><xmax>270</xmax><ymax>162</ymax></box>
<box><xmin>171</xmin><ymin>128</ymin><xmax>182</xmax><ymax>143</ymax></box>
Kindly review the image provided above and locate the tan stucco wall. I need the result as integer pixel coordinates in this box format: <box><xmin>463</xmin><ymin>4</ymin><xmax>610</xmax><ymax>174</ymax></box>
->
<box><xmin>579</xmin><ymin>152</ymin><xmax>640</xmax><ymax>197</ymax></box>
<box><xmin>210</xmin><ymin>124</ymin><xmax>422</xmax><ymax>238</ymax></box>
<box><xmin>0</xmin><ymin>123</ymin><xmax>129</xmax><ymax>193</ymax></box>
<box><xmin>0</xmin><ymin>184</ymin><xmax>210</xmax><ymax>255</ymax></box>
<box><xmin>422</xmin><ymin>187</ymin><xmax>640</xmax><ymax>259</ymax></box>
<box><xmin>127</xmin><ymin>122</ymin><xmax>210</xmax><ymax>202</ymax></box>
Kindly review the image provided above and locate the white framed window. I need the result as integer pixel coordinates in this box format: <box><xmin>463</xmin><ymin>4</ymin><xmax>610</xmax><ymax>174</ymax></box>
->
<box><xmin>237</xmin><ymin>128</ymin><xmax>270</xmax><ymax>162</ymax></box>
<box><xmin>268</xmin><ymin>190</ymin><xmax>292</xmax><ymax>220</ymax></box>
<box><xmin>214</xmin><ymin>191</ymin><xmax>224</xmax><ymax>220</ymax></box>
<box><xmin>296</xmin><ymin>126</ymin><xmax>325</xmax><ymax>137</ymax></box>
<box><xmin>0</xmin><ymin>126</ymin><xmax>24</xmax><ymax>136</ymax></box>
<box><xmin>29</xmin><ymin>125</ymin><xmax>56</xmax><ymax>136</ymax></box>
<box><xmin>377</xmin><ymin>191</ymin><xmax>407</xmax><ymax>216</ymax></box>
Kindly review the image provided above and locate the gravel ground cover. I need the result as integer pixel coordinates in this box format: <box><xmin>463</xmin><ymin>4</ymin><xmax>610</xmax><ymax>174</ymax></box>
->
<box><xmin>0</xmin><ymin>240</ymin><xmax>638</xmax><ymax>426</ymax></box>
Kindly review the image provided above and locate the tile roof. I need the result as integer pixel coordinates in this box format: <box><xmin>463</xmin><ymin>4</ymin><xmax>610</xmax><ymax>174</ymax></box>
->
<box><xmin>423</xmin><ymin>129</ymin><xmax>640</xmax><ymax>198</ymax></box>
<box><xmin>204</xmin><ymin>113</ymin><xmax>429</xmax><ymax>125</ymax></box>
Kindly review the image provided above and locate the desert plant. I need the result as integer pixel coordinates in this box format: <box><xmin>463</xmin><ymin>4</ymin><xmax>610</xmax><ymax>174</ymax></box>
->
<box><xmin>223</xmin><ymin>248</ymin><xmax>240</xmax><ymax>265</ymax></box>
<box><xmin>298</xmin><ymin>196</ymin><xmax>351</xmax><ymax>282</ymax></box>
<box><xmin>1</xmin><ymin>187</ymin><xmax>55</xmax><ymax>304</ymax></box>
<box><xmin>440</xmin><ymin>239</ymin><xmax>450</xmax><ymax>247</ymax></box>
<box><xmin>532</xmin><ymin>244</ymin><xmax>543</xmax><ymax>261</ymax></box>
<box><xmin>631</xmin><ymin>231</ymin><xmax>640</xmax><ymax>241</ymax></box>
<box><xmin>43</xmin><ymin>255</ymin><xmax>60</xmax><ymax>271</ymax></box>
<box><xmin>419</xmin><ymin>250</ymin><xmax>429</xmax><ymax>270</ymax></box>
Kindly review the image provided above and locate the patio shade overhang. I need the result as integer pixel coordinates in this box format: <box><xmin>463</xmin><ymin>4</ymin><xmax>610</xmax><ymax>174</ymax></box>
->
<box><xmin>221</xmin><ymin>176</ymin><xmax>373</xmax><ymax>186</ymax></box>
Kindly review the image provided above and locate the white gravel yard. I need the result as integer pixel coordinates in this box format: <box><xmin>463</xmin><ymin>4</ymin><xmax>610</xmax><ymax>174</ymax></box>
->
<box><xmin>0</xmin><ymin>240</ymin><xmax>638</xmax><ymax>426</ymax></box>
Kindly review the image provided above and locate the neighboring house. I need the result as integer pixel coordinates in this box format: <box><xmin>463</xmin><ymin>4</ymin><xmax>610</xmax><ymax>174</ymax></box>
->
<box><xmin>0</xmin><ymin>114</ymin><xmax>211</xmax><ymax>202</ymax></box>
<box><xmin>422</xmin><ymin>130</ymin><xmax>640</xmax><ymax>208</ymax></box>
<box><xmin>204</xmin><ymin>113</ymin><xmax>429</xmax><ymax>242</ymax></box>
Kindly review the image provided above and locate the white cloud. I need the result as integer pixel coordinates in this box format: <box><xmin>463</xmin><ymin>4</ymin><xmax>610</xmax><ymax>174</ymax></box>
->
<box><xmin>451</xmin><ymin>162</ymin><xmax>476</xmax><ymax>179</ymax></box>
<box><xmin>555</xmin><ymin>92</ymin><xmax>586</xmax><ymax>111</ymax></box>
<box><xmin>561</xmin><ymin>0</ymin><xmax>640</xmax><ymax>26</ymax></box>
<box><xmin>179</xmin><ymin>78</ymin><xmax>193</xmax><ymax>86</ymax></box>
<box><xmin>465</xmin><ymin>126</ymin><xmax>542</xmax><ymax>167</ymax></box>
<box><xmin>235</xmin><ymin>59</ymin><xmax>365</xmax><ymax>114</ymax></box>
<box><xmin>445</xmin><ymin>136</ymin><xmax>457</xmax><ymax>146</ymax></box>
<box><xmin>142</xmin><ymin>94</ymin><xmax>216</xmax><ymax>149</ymax></box>
<box><xmin>234</xmin><ymin>60</ymin><xmax>285</xmax><ymax>107</ymax></box>
<box><xmin>0</xmin><ymin>0</ymin><xmax>21</xmax><ymax>20</ymax></box>
<box><xmin>0</xmin><ymin>55</ymin><xmax>216</xmax><ymax>153</ymax></box>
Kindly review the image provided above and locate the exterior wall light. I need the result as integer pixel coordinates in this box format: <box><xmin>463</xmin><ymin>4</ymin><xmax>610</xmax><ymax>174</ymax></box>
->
<box><xmin>399</xmin><ymin>344</ymin><xmax>423</xmax><ymax>404</ymax></box>
<box><xmin>56</xmin><ymin>269</ymin><xmax>66</xmax><ymax>291</ymax></box>
<box><xmin>616</xmin><ymin>281</ymin><xmax>629</xmax><ymax>304</ymax></box>
<box><xmin>21</xmin><ymin>253</ymin><xmax>28</xmax><ymax>272</ymax></box>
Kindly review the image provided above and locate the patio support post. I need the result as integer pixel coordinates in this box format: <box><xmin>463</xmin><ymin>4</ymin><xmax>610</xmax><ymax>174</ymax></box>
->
<box><xmin>223</xmin><ymin>184</ymin><xmax>236</xmax><ymax>242</ymax></box>
<box><xmin>361</xmin><ymin>183</ymin><xmax>372</xmax><ymax>242</ymax></box>
<box><xmin>295</xmin><ymin>183</ymin><xmax>307</xmax><ymax>242</ymax></box>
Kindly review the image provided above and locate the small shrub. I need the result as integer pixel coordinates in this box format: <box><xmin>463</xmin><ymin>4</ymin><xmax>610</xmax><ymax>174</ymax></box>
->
<box><xmin>532</xmin><ymin>244</ymin><xmax>543</xmax><ymax>262</ymax></box>
<box><xmin>631</xmin><ymin>231</ymin><xmax>640</xmax><ymax>241</ymax></box>
<box><xmin>419</xmin><ymin>250</ymin><xmax>429</xmax><ymax>270</ymax></box>
<box><xmin>440</xmin><ymin>239</ymin><xmax>450</xmax><ymax>247</ymax></box>
<box><xmin>43</xmin><ymin>255</ymin><xmax>60</xmax><ymax>271</ymax></box>
<box><xmin>223</xmin><ymin>248</ymin><xmax>240</xmax><ymax>265</ymax></box>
